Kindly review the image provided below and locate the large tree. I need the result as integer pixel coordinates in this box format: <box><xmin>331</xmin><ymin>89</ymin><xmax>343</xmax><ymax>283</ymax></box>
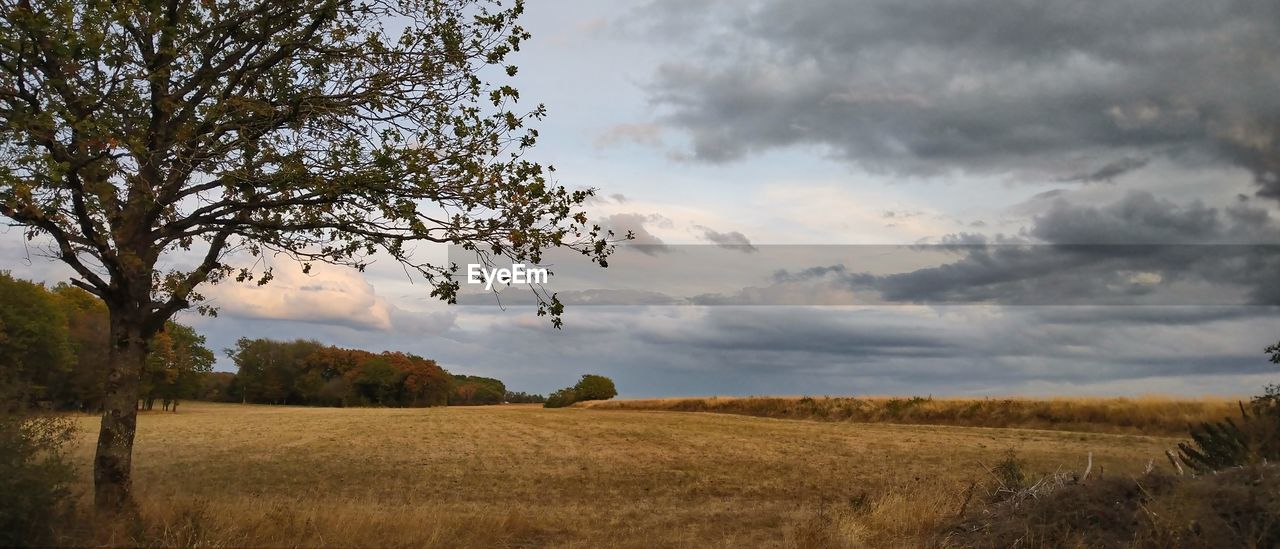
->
<box><xmin>0</xmin><ymin>0</ymin><xmax>611</xmax><ymax>511</ymax></box>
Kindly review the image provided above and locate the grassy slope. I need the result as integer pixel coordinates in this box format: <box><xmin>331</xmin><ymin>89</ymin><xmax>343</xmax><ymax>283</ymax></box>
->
<box><xmin>574</xmin><ymin>396</ymin><xmax>1242</xmax><ymax>435</ymax></box>
<box><xmin>63</xmin><ymin>402</ymin><xmax>1184</xmax><ymax>547</ymax></box>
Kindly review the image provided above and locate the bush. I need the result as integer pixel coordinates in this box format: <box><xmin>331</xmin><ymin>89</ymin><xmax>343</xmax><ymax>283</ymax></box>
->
<box><xmin>543</xmin><ymin>374</ymin><xmax>618</xmax><ymax>408</ymax></box>
<box><xmin>945</xmin><ymin>466</ymin><xmax>1280</xmax><ymax>548</ymax></box>
<box><xmin>572</xmin><ymin>374</ymin><xmax>617</xmax><ymax>402</ymax></box>
<box><xmin>1177</xmin><ymin>385</ymin><xmax>1280</xmax><ymax>473</ymax></box>
<box><xmin>0</xmin><ymin>406</ymin><xmax>77</xmax><ymax>546</ymax></box>
<box><xmin>985</xmin><ymin>449</ymin><xmax>1028</xmax><ymax>503</ymax></box>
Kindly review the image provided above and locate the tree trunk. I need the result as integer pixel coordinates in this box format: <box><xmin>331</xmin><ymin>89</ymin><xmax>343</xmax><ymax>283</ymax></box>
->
<box><xmin>93</xmin><ymin>309</ymin><xmax>150</xmax><ymax>512</ymax></box>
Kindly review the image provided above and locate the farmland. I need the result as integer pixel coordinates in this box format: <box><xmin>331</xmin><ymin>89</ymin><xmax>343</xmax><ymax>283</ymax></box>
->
<box><xmin>63</xmin><ymin>401</ymin><xmax>1185</xmax><ymax>547</ymax></box>
<box><xmin>574</xmin><ymin>395</ymin><xmax>1243</xmax><ymax>436</ymax></box>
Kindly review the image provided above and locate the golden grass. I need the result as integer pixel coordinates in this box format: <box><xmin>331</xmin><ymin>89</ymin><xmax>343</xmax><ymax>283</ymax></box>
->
<box><xmin>63</xmin><ymin>402</ymin><xmax>1189</xmax><ymax>547</ymax></box>
<box><xmin>573</xmin><ymin>395</ymin><xmax>1243</xmax><ymax>435</ymax></box>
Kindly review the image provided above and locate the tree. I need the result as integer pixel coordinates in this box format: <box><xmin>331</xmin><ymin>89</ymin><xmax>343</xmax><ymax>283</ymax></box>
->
<box><xmin>196</xmin><ymin>371</ymin><xmax>237</xmax><ymax>402</ymax></box>
<box><xmin>2</xmin><ymin>274</ymin><xmax>210</xmax><ymax>411</ymax></box>
<box><xmin>0</xmin><ymin>273</ymin><xmax>73</xmax><ymax>402</ymax></box>
<box><xmin>140</xmin><ymin>322</ymin><xmax>214</xmax><ymax>410</ymax></box>
<box><xmin>542</xmin><ymin>387</ymin><xmax>577</xmax><ymax>409</ymax></box>
<box><xmin>542</xmin><ymin>374</ymin><xmax>616</xmax><ymax>408</ymax></box>
<box><xmin>1</xmin><ymin>0</ymin><xmax>614</xmax><ymax>510</ymax></box>
<box><xmin>227</xmin><ymin>338</ymin><xmax>321</xmax><ymax>405</ymax></box>
<box><xmin>50</xmin><ymin>284</ymin><xmax>111</xmax><ymax>411</ymax></box>
<box><xmin>503</xmin><ymin>390</ymin><xmax>545</xmax><ymax>404</ymax></box>
<box><xmin>396</xmin><ymin>354</ymin><xmax>451</xmax><ymax>407</ymax></box>
<box><xmin>573</xmin><ymin>374</ymin><xmax>617</xmax><ymax>402</ymax></box>
<box><xmin>450</xmin><ymin>374</ymin><xmax>505</xmax><ymax>405</ymax></box>
<box><xmin>225</xmin><ymin>339</ymin><xmax>454</xmax><ymax>408</ymax></box>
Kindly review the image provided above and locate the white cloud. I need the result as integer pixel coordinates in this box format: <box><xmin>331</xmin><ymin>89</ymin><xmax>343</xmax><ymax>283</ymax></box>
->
<box><xmin>205</xmin><ymin>262</ymin><xmax>395</xmax><ymax>331</ymax></box>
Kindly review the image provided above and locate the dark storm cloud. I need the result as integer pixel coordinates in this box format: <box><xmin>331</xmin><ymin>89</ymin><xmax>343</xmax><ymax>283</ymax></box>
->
<box><xmin>1030</xmin><ymin>192</ymin><xmax>1225</xmax><ymax>244</ymax></box>
<box><xmin>640</xmin><ymin>0</ymin><xmax>1280</xmax><ymax>197</ymax></box>
<box><xmin>453</xmin><ymin>197</ymin><xmax>1280</xmax><ymax>307</ymax></box>
<box><xmin>459</xmin><ymin>305</ymin><xmax>1278</xmax><ymax>395</ymax></box>
<box><xmin>635</xmin><ymin>307</ymin><xmax>953</xmax><ymax>357</ymax></box>
<box><xmin>784</xmin><ymin>192</ymin><xmax>1280</xmax><ymax>305</ymax></box>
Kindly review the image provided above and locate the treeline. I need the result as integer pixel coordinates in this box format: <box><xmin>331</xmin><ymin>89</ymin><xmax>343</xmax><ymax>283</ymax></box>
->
<box><xmin>212</xmin><ymin>338</ymin><xmax>545</xmax><ymax>407</ymax></box>
<box><xmin>504</xmin><ymin>391</ymin><xmax>547</xmax><ymax>404</ymax></box>
<box><xmin>1</xmin><ymin>272</ymin><xmax>544</xmax><ymax>411</ymax></box>
<box><xmin>0</xmin><ymin>272</ymin><xmax>213</xmax><ymax>411</ymax></box>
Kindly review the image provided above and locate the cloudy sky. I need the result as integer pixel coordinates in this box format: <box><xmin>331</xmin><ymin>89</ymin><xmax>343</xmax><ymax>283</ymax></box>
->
<box><xmin>4</xmin><ymin>0</ymin><xmax>1280</xmax><ymax>397</ymax></box>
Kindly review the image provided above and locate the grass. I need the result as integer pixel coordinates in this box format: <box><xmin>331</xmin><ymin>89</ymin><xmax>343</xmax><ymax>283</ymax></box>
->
<box><xmin>56</xmin><ymin>401</ymin><xmax>1190</xmax><ymax>547</ymax></box>
<box><xmin>573</xmin><ymin>395</ymin><xmax>1243</xmax><ymax>435</ymax></box>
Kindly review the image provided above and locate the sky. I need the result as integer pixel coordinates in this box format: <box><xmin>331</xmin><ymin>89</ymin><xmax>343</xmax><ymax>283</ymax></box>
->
<box><xmin>3</xmin><ymin>0</ymin><xmax>1280</xmax><ymax>398</ymax></box>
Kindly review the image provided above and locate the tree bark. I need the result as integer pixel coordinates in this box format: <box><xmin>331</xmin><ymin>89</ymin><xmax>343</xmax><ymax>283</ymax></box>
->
<box><xmin>93</xmin><ymin>308</ymin><xmax>150</xmax><ymax>512</ymax></box>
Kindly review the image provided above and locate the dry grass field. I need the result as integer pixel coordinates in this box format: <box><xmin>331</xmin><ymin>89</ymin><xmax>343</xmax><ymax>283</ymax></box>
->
<box><xmin>574</xmin><ymin>395</ymin><xmax>1243</xmax><ymax>436</ymax></box>
<box><xmin>60</xmin><ymin>401</ymin><xmax>1193</xmax><ymax>548</ymax></box>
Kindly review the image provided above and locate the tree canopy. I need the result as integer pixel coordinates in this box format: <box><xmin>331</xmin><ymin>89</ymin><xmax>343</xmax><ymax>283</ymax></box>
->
<box><xmin>0</xmin><ymin>0</ymin><xmax>611</xmax><ymax>325</ymax></box>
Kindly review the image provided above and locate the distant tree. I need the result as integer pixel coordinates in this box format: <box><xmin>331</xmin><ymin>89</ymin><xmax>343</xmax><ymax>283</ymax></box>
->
<box><xmin>450</xmin><ymin>374</ymin><xmax>506</xmax><ymax>405</ymax></box>
<box><xmin>385</xmin><ymin>352</ymin><xmax>451</xmax><ymax>407</ymax></box>
<box><xmin>196</xmin><ymin>372</ymin><xmax>238</xmax><ymax>402</ymax></box>
<box><xmin>0</xmin><ymin>273</ymin><xmax>73</xmax><ymax>403</ymax></box>
<box><xmin>543</xmin><ymin>387</ymin><xmax>578</xmax><ymax>409</ymax></box>
<box><xmin>503</xmin><ymin>391</ymin><xmax>546</xmax><ymax>404</ymax></box>
<box><xmin>542</xmin><ymin>374</ymin><xmax>616</xmax><ymax>408</ymax></box>
<box><xmin>226</xmin><ymin>339</ymin><xmax>453</xmax><ymax>408</ymax></box>
<box><xmin>140</xmin><ymin>330</ymin><xmax>175</xmax><ymax>411</ymax></box>
<box><xmin>573</xmin><ymin>374</ymin><xmax>618</xmax><ymax>402</ymax></box>
<box><xmin>1</xmin><ymin>274</ymin><xmax>208</xmax><ymax>412</ymax></box>
<box><xmin>315</xmin><ymin>377</ymin><xmax>353</xmax><ymax>407</ymax></box>
<box><xmin>228</xmin><ymin>339</ymin><xmax>283</xmax><ymax>404</ymax></box>
<box><xmin>1268</xmin><ymin>341</ymin><xmax>1280</xmax><ymax>365</ymax></box>
<box><xmin>50</xmin><ymin>285</ymin><xmax>110</xmax><ymax>411</ymax></box>
<box><xmin>141</xmin><ymin>323</ymin><xmax>215</xmax><ymax>411</ymax></box>
<box><xmin>0</xmin><ymin>0</ymin><xmax>615</xmax><ymax>511</ymax></box>
<box><xmin>348</xmin><ymin>357</ymin><xmax>404</xmax><ymax>406</ymax></box>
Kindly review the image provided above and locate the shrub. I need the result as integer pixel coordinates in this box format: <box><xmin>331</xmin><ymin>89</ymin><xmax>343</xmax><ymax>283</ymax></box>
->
<box><xmin>572</xmin><ymin>374</ymin><xmax>617</xmax><ymax>402</ymax></box>
<box><xmin>0</xmin><ymin>405</ymin><xmax>77</xmax><ymax>546</ymax></box>
<box><xmin>945</xmin><ymin>466</ymin><xmax>1279</xmax><ymax>548</ymax></box>
<box><xmin>542</xmin><ymin>374</ymin><xmax>618</xmax><ymax>408</ymax></box>
<box><xmin>984</xmin><ymin>449</ymin><xmax>1028</xmax><ymax>503</ymax></box>
<box><xmin>1177</xmin><ymin>385</ymin><xmax>1280</xmax><ymax>473</ymax></box>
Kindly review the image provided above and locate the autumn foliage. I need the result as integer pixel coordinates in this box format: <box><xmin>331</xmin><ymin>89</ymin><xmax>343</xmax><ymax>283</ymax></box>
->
<box><xmin>449</xmin><ymin>375</ymin><xmax>507</xmax><ymax>406</ymax></box>
<box><xmin>0</xmin><ymin>272</ymin><xmax>212</xmax><ymax>412</ymax></box>
<box><xmin>227</xmin><ymin>338</ymin><xmax>453</xmax><ymax>408</ymax></box>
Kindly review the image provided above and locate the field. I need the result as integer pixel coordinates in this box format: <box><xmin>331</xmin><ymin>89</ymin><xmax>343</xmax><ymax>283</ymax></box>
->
<box><xmin>574</xmin><ymin>395</ymin><xmax>1243</xmax><ymax>435</ymax></box>
<box><xmin>63</xmin><ymin>401</ymin><xmax>1192</xmax><ymax>547</ymax></box>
